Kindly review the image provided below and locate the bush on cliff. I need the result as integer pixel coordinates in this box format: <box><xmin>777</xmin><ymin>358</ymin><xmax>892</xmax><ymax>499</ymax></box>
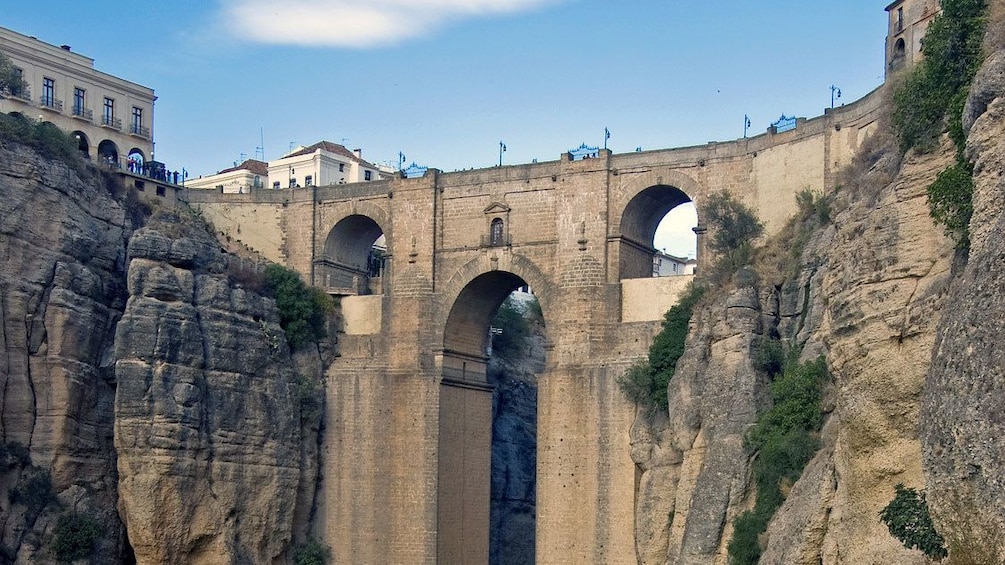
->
<box><xmin>892</xmin><ymin>0</ymin><xmax>987</xmax><ymax>247</ymax></box>
<box><xmin>293</xmin><ymin>538</ymin><xmax>331</xmax><ymax>565</ymax></box>
<box><xmin>263</xmin><ymin>264</ymin><xmax>333</xmax><ymax>350</ymax></box>
<box><xmin>728</xmin><ymin>354</ymin><xmax>829</xmax><ymax>565</ymax></box>
<box><xmin>51</xmin><ymin>512</ymin><xmax>102</xmax><ymax>562</ymax></box>
<box><xmin>880</xmin><ymin>484</ymin><xmax>947</xmax><ymax>560</ymax></box>
<box><xmin>618</xmin><ymin>282</ymin><xmax>705</xmax><ymax>413</ymax></box>
<box><xmin>703</xmin><ymin>192</ymin><xmax>764</xmax><ymax>284</ymax></box>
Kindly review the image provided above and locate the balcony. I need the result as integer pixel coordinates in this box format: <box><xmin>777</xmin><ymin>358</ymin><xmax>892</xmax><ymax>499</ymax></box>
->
<box><xmin>101</xmin><ymin>114</ymin><xmax>122</xmax><ymax>130</ymax></box>
<box><xmin>72</xmin><ymin>106</ymin><xmax>93</xmax><ymax>121</ymax></box>
<box><xmin>129</xmin><ymin>123</ymin><xmax>150</xmax><ymax>138</ymax></box>
<box><xmin>39</xmin><ymin>97</ymin><xmax>63</xmax><ymax>113</ymax></box>
<box><xmin>0</xmin><ymin>85</ymin><xmax>31</xmax><ymax>103</ymax></box>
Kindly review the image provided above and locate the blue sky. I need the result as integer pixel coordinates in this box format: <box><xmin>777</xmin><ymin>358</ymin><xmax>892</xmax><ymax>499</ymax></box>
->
<box><xmin>2</xmin><ymin>1</ymin><xmax>889</xmax><ymax>255</ymax></box>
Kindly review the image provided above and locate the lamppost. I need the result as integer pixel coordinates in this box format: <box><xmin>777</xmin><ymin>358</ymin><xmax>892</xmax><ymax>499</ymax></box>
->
<box><xmin>830</xmin><ymin>85</ymin><xmax>842</xmax><ymax>108</ymax></box>
<box><xmin>499</xmin><ymin>141</ymin><xmax>506</xmax><ymax>167</ymax></box>
<box><xmin>744</xmin><ymin>114</ymin><xmax>751</xmax><ymax>138</ymax></box>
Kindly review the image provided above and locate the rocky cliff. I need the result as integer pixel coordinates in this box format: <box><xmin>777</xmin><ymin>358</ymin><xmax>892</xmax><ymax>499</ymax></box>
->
<box><xmin>0</xmin><ymin>139</ymin><xmax>322</xmax><ymax>564</ymax></box>
<box><xmin>630</xmin><ymin>94</ymin><xmax>959</xmax><ymax>564</ymax></box>
<box><xmin>921</xmin><ymin>38</ymin><xmax>1005</xmax><ymax>560</ymax></box>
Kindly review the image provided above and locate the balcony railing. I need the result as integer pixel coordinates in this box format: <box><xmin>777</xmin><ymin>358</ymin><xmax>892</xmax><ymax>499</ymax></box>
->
<box><xmin>72</xmin><ymin>106</ymin><xmax>93</xmax><ymax>121</ymax></box>
<box><xmin>101</xmin><ymin>115</ymin><xmax>122</xmax><ymax>130</ymax></box>
<box><xmin>39</xmin><ymin>97</ymin><xmax>63</xmax><ymax>112</ymax></box>
<box><xmin>0</xmin><ymin>85</ymin><xmax>31</xmax><ymax>102</ymax></box>
<box><xmin>130</xmin><ymin>123</ymin><xmax>150</xmax><ymax>138</ymax></box>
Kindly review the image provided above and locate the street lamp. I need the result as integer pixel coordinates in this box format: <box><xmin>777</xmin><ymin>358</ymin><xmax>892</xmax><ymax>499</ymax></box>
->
<box><xmin>830</xmin><ymin>85</ymin><xmax>842</xmax><ymax>108</ymax></box>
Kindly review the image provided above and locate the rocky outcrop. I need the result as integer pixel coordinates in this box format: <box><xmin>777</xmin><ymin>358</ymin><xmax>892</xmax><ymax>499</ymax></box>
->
<box><xmin>630</xmin><ymin>111</ymin><xmax>957</xmax><ymax>562</ymax></box>
<box><xmin>0</xmin><ymin>138</ymin><xmax>322</xmax><ymax>563</ymax></box>
<box><xmin>114</xmin><ymin>210</ymin><xmax>319</xmax><ymax>565</ymax></box>
<box><xmin>921</xmin><ymin>42</ymin><xmax>1005</xmax><ymax>559</ymax></box>
<box><xmin>0</xmin><ymin>141</ymin><xmax>134</xmax><ymax>563</ymax></box>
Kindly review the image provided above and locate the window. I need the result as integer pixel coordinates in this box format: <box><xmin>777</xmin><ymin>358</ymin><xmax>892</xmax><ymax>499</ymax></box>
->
<box><xmin>897</xmin><ymin>7</ymin><xmax>904</xmax><ymax>32</ymax></box>
<box><xmin>73</xmin><ymin>87</ymin><xmax>85</xmax><ymax>115</ymax></box>
<box><xmin>490</xmin><ymin>218</ymin><xmax>505</xmax><ymax>246</ymax></box>
<box><xmin>289</xmin><ymin>178</ymin><xmax>297</xmax><ymax>188</ymax></box>
<box><xmin>364</xmin><ymin>170</ymin><xmax>372</xmax><ymax>181</ymax></box>
<box><xmin>131</xmin><ymin>107</ymin><xmax>143</xmax><ymax>133</ymax></box>
<box><xmin>338</xmin><ymin>163</ymin><xmax>345</xmax><ymax>172</ymax></box>
<box><xmin>272</xmin><ymin>181</ymin><xmax>281</xmax><ymax>190</ymax></box>
<box><xmin>103</xmin><ymin>97</ymin><xmax>114</xmax><ymax>125</ymax></box>
<box><xmin>305</xmin><ymin>175</ymin><xmax>313</xmax><ymax>186</ymax></box>
<box><xmin>253</xmin><ymin>175</ymin><xmax>262</xmax><ymax>188</ymax></box>
<box><xmin>42</xmin><ymin>77</ymin><xmax>55</xmax><ymax>107</ymax></box>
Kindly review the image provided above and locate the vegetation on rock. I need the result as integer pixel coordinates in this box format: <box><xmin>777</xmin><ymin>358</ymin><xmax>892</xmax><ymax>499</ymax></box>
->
<box><xmin>703</xmin><ymin>191</ymin><xmax>765</xmax><ymax>284</ymax></box>
<box><xmin>0</xmin><ymin>112</ymin><xmax>83</xmax><ymax>167</ymax></box>
<box><xmin>293</xmin><ymin>538</ymin><xmax>331</xmax><ymax>565</ymax></box>
<box><xmin>892</xmin><ymin>0</ymin><xmax>987</xmax><ymax>246</ymax></box>
<box><xmin>728</xmin><ymin>353</ymin><xmax>829</xmax><ymax>565</ymax></box>
<box><xmin>51</xmin><ymin>512</ymin><xmax>102</xmax><ymax>563</ymax></box>
<box><xmin>263</xmin><ymin>264</ymin><xmax>334</xmax><ymax>350</ymax></box>
<box><xmin>880</xmin><ymin>484</ymin><xmax>947</xmax><ymax>559</ymax></box>
<box><xmin>618</xmin><ymin>282</ymin><xmax>705</xmax><ymax>413</ymax></box>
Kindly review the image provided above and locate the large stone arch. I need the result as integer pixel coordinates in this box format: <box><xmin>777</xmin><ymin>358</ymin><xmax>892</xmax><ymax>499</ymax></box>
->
<box><xmin>316</xmin><ymin>202</ymin><xmax>392</xmax><ymax>294</ymax></box>
<box><xmin>435</xmin><ymin>253</ymin><xmax>551</xmax><ymax>565</ymax></box>
<box><xmin>437</xmin><ymin>252</ymin><xmax>554</xmax><ymax>355</ymax></box>
<box><xmin>611</xmin><ymin>170</ymin><xmax>702</xmax><ymax>279</ymax></box>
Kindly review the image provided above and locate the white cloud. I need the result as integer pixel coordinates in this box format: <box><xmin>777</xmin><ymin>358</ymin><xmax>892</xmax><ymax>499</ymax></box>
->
<box><xmin>222</xmin><ymin>0</ymin><xmax>565</xmax><ymax>48</ymax></box>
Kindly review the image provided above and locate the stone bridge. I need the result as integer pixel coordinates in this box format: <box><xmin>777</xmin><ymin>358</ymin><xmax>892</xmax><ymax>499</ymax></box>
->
<box><xmin>188</xmin><ymin>89</ymin><xmax>880</xmax><ymax>564</ymax></box>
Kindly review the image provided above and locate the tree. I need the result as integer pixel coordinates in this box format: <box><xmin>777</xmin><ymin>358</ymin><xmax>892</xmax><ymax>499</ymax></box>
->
<box><xmin>703</xmin><ymin>191</ymin><xmax>764</xmax><ymax>254</ymax></box>
<box><xmin>0</xmin><ymin>51</ymin><xmax>27</xmax><ymax>97</ymax></box>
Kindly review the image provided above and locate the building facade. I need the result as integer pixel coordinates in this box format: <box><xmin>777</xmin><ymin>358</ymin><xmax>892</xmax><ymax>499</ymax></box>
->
<box><xmin>189</xmin><ymin>141</ymin><xmax>382</xmax><ymax>192</ymax></box>
<box><xmin>0</xmin><ymin>26</ymin><xmax>155</xmax><ymax>167</ymax></box>
<box><xmin>652</xmin><ymin>251</ymin><xmax>696</xmax><ymax>277</ymax></box>
<box><xmin>886</xmin><ymin>0</ymin><xmax>942</xmax><ymax>75</ymax></box>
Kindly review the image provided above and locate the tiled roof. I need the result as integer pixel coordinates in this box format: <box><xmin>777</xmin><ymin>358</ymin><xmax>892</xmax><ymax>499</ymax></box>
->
<box><xmin>218</xmin><ymin>159</ymin><xmax>268</xmax><ymax>176</ymax></box>
<box><xmin>284</xmin><ymin>141</ymin><xmax>377</xmax><ymax>169</ymax></box>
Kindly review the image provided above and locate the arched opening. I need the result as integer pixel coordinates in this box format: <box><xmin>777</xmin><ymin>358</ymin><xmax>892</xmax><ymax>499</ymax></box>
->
<box><xmin>894</xmin><ymin>37</ymin><xmax>906</xmax><ymax>58</ymax></box>
<box><xmin>618</xmin><ymin>184</ymin><xmax>698</xmax><ymax>279</ymax></box>
<box><xmin>97</xmin><ymin>139</ymin><xmax>119</xmax><ymax>167</ymax></box>
<box><xmin>71</xmin><ymin>131</ymin><xmax>90</xmax><ymax>159</ymax></box>
<box><xmin>127</xmin><ymin>148</ymin><xmax>145</xmax><ymax>174</ymax></box>
<box><xmin>319</xmin><ymin>214</ymin><xmax>386</xmax><ymax>295</ymax></box>
<box><xmin>440</xmin><ymin>271</ymin><xmax>546</xmax><ymax>565</ymax></box>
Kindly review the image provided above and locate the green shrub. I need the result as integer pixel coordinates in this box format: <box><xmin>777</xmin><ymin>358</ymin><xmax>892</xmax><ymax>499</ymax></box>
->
<box><xmin>52</xmin><ymin>512</ymin><xmax>102</xmax><ymax>562</ymax></box>
<box><xmin>927</xmin><ymin>161</ymin><xmax>974</xmax><ymax>247</ymax></box>
<box><xmin>0</xmin><ymin>112</ymin><xmax>81</xmax><ymax>167</ymax></box>
<box><xmin>880</xmin><ymin>484</ymin><xmax>947</xmax><ymax>559</ymax></box>
<box><xmin>263</xmin><ymin>264</ymin><xmax>334</xmax><ymax>350</ymax></box>
<box><xmin>489</xmin><ymin>296</ymin><xmax>533</xmax><ymax>363</ymax></box>
<box><xmin>293</xmin><ymin>538</ymin><xmax>331</xmax><ymax>565</ymax></box>
<box><xmin>728</xmin><ymin>355</ymin><xmax>829</xmax><ymax>565</ymax></box>
<box><xmin>9</xmin><ymin>469</ymin><xmax>56</xmax><ymax>513</ymax></box>
<box><xmin>297</xmin><ymin>374</ymin><xmax>324</xmax><ymax>426</ymax></box>
<box><xmin>0</xmin><ymin>442</ymin><xmax>30</xmax><ymax>468</ymax></box>
<box><xmin>0</xmin><ymin>51</ymin><xmax>27</xmax><ymax>97</ymax></box>
<box><xmin>704</xmin><ymin>192</ymin><xmax>765</xmax><ymax>255</ymax></box>
<box><xmin>618</xmin><ymin>283</ymin><xmax>705</xmax><ymax>413</ymax></box>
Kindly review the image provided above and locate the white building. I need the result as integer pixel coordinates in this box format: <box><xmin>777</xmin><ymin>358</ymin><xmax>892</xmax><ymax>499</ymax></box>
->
<box><xmin>886</xmin><ymin>0</ymin><xmax>942</xmax><ymax>75</ymax></box>
<box><xmin>0</xmin><ymin>25</ymin><xmax>155</xmax><ymax>167</ymax></box>
<box><xmin>190</xmin><ymin>141</ymin><xmax>383</xmax><ymax>191</ymax></box>
<box><xmin>653</xmin><ymin>251</ymin><xmax>696</xmax><ymax>277</ymax></box>
<box><xmin>185</xmin><ymin>159</ymin><xmax>267</xmax><ymax>193</ymax></box>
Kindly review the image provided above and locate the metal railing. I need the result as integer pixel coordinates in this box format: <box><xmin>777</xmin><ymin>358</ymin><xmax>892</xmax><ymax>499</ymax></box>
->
<box><xmin>101</xmin><ymin>114</ymin><xmax>122</xmax><ymax>130</ymax></box>
<box><xmin>72</xmin><ymin>106</ymin><xmax>93</xmax><ymax>121</ymax></box>
<box><xmin>39</xmin><ymin>97</ymin><xmax>63</xmax><ymax>112</ymax></box>
<box><xmin>130</xmin><ymin>123</ymin><xmax>150</xmax><ymax>138</ymax></box>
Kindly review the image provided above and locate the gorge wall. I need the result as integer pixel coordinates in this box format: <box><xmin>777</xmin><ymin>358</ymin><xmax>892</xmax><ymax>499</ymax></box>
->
<box><xmin>0</xmin><ymin>140</ymin><xmax>322</xmax><ymax>564</ymax></box>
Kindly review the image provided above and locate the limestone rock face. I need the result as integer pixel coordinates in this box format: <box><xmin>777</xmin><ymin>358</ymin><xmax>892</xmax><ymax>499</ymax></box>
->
<box><xmin>113</xmin><ymin>212</ymin><xmax>312</xmax><ymax>565</ymax></box>
<box><xmin>630</xmin><ymin>120</ymin><xmax>956</xmax><ymax>563</ymax></box>
<box><xmin>0</xmin><ymin>141</ymin><xmax>133</xmax><ymax>563</ymax></box>
<box><xmin>921</xmin><ymin>45</ymin><xmax>1005</xmax><ymax>558</ymax></box>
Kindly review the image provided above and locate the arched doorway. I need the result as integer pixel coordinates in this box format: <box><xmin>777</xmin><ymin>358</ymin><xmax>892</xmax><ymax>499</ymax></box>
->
<box><xmin>439</xmin><ymin>271</ymin><xmax>546</xmax><ymax>565</ymax></box>
<box><xmin>97</xmin><ymin>139</ymin><xmax>119</xmax><ymax>167</ymax></box>
<box><xmin>127</xmin><ymin>148</ymin><xmax>145</xmax><ymax>174</ymax></box>
<box><xmin>319</xmin><ymin>214</ymin><xmax>387</xmax><ymax>295</ymax></box>
<box><xmin>71</xmin><ymin>131</ymin><xmax>90</xmax><ymax>159</ymax></box>
<box><xmin>618</xmin><ymin>184</ymin><xmax>697</xmax><ymax>279</ymax></box>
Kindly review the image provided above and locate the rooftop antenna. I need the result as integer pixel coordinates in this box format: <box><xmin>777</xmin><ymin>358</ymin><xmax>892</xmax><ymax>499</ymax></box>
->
<box><xmin>341</xmin><ymin>137</ymin><xmax>350</xmax><ymax>147</ymax></box>
<box><xmin>288</xmin><ymin>141</ymin><xmax>296</xmax><ymax>152</ymax></box>
<box><xmin>256</xmin><ymin>128</ymin><xmax>265</xmax><ymax>161</ymax></box>
<box><xmin>239</xmin><ymin>152</ymin><xmax>246</xmax><ymax>163</ymax></box>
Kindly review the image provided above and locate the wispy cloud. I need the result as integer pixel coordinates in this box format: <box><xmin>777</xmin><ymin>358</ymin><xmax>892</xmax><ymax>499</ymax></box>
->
<box><xmin>222</xmin><ymin>0</ymin><xmax>565</xmax><ymax>48</ymax></box>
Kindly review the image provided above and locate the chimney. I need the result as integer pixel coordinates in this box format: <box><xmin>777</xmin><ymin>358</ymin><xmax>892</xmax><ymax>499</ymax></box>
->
<box><xmin>60</xmin><ymin>45</ymin><xmax>71</xmax><ymax>51</ymax></box>
<box><xmin>353</xmin><ymin>148</ymin><xmax>362</xmax><ymax>159</ymax></box>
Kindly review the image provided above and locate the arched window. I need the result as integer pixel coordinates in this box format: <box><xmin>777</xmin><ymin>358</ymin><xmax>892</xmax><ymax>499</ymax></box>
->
<box><xmin>490</xmin><ymin>218</ymin><xmax>505</xmax><ymax>246</ymax></box>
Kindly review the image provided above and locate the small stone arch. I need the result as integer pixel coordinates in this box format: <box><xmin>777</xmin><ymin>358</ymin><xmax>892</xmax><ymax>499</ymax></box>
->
<box><xmin>318</xmin><ymin>210</ymin><xmax>390</xmax><ymax>295</ymax></box>
<box><xmin>97</xmin><ymin>139</ymin><xmax>119</xmax><ymax>166</ymax></box>
<box><xmin>612</xmin><ymin>170</ymin><xmax>701</xmax><ymax>280</ymax></box>
<box><xmin>71</xmin><ymin>131</ymin><xmax>90</xmax><ymax>158</ymax></box>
